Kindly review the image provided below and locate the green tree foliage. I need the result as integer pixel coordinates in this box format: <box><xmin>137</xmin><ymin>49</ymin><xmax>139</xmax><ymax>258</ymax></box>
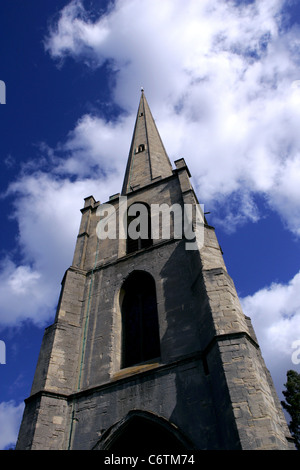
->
<box><xmin>281</xmin><ymin>370</ymin><xmax>300</xmax><ymax>450</ymax></box>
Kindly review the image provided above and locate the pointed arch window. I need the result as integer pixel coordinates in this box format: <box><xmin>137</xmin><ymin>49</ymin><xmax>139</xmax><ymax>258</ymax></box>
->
<box><xmin>126</xmin><ymin>203</ymin><xmax>153</xmax><ymax>254</ymax></box>
<box><xmin>121</xmin><ymin>271</ymin><xmax>160</xmax><ymax>368</ymax></box>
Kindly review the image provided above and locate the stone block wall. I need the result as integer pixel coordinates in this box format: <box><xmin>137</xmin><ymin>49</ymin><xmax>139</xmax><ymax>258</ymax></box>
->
<box><xmin>16</xmin><ymin>165</ymin><xmax>294</xmax><ymax>450</ymax></box>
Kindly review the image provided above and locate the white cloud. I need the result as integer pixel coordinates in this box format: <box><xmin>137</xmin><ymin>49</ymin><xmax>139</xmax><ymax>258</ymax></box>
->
<box><xmin>0</xmin><ymin>257</ymin><xmax>50</xmax><ymax>328</ymax></box>
<box><xmin>0</xmin><ymin>105</ymin><xmax>131</xmax><ymax>328</ymax></box>
<box><xmin>241</xmin><ymin>272</ymin><xmax>300</xmax><ymax>393</ymax></box>
<box><xmin>57</xmin><ymin>113</ymin><xmax>132</xmax><ymax>179</ymax></box>
<box><xmin>0</xmin><ymin>173</ymin><xmax>117</xmax><ymax>327</ymax></box>
<box><xmin>0</xmin><ymin>401</ymin><xmax>24</xmax><ymax>450</ymax></box>
<box><xmin>43</xmin><ymin>0</ymin><xmax>300</xmax><ymax>235</ymax></box>
<box><xmin>268</xmin><ymin>156</ymin><xmax>300</xmax><ymax>235</ymax></box>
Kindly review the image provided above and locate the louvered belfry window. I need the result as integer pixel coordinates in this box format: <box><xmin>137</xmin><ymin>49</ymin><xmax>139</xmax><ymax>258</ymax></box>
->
<box><xmin>126</xmin><ymin>203</ymin><xmax>152</xmax><ymax>254</ymax></box>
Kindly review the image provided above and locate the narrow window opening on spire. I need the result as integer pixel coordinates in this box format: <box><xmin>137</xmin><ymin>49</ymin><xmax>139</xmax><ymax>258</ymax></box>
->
<box><xmin>134</xmin><ymin>144</ymin><xmax>146</xmax><ymax>154</ymax></box>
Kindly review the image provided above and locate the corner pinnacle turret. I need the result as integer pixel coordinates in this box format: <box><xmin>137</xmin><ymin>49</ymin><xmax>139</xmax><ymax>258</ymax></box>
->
<box><xmin>122</xmin><ymin>90</ymin><xmax>173</xmax><ymax>194</ymax></box>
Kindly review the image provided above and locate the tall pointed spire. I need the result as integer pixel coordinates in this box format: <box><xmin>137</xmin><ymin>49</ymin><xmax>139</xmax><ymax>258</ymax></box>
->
<box><xmin>122</xmin><ymin>90</ymin><xmax>173</xmax><ymax>194</ymax></box>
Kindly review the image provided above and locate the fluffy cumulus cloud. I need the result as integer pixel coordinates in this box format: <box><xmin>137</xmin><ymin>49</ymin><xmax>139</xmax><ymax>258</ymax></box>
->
<box><xmin>2</xmin><ymin>1</ymin><xmax>300</xmax><ymax>364</ymax></box>
<box><xmin>0</xmin><ymin>174</ymin><xmax>104</xmax><ymax>327</ymax></box>
<box><xmin>241</xmin><ymin>272</ymin><xmax>300</xmax><ymax>392</ymax></box>
<box><xmin>43</xmin><ymin>0</ymin><xmax>300</xmax><ymax>235</ymax></box>
<box><xmin>0</xmin><ymin>114</ymin><xmax>130</xmax><ymax>327</ymax></box>
<box><xmin>57</xmin><ymin>113</ymin><xmax>132</xmax><ymax>178</ymax></box>
<box><xmin>0</xmin><ymin>401</ymin><xmax>24</xmax><ymax>449</ymax></box>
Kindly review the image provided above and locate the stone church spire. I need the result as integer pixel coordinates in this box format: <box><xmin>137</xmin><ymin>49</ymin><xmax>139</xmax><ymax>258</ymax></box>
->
<box><xmin>122</xmin><ymin>89</ymin><xmax>173</xmax><ymax>194</ymax></box>
<box><xmin>16</xmin><ymin>91</ymin><xmax>295</xmax><ymax>451</ymax></box>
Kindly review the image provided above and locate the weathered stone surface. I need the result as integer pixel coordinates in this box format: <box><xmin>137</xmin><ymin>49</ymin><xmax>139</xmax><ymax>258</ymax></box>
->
<box><xmin>16</xmin><ymin>92</ymin><xmax>294</xmax><ymax>450</ymax></box>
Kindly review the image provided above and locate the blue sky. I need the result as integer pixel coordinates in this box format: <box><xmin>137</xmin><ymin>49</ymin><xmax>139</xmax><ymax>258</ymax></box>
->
<box><xmin>1</xmin><ymin>0</ymin><xmax>300</xmax><ymax>450</ymax></box>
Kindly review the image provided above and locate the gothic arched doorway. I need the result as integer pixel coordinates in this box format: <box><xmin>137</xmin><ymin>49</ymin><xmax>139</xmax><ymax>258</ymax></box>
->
<box><xmin>93</xmin><ymin>411</ymin><xmax>195</xmax><ymax>451</ymax></box>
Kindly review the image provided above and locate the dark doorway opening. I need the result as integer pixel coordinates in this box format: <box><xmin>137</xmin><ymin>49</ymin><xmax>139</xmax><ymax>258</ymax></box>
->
<box><xmin>107</xmin><ymin>415</ymin><xmax>189</xmax><ymax>452</ymax></box>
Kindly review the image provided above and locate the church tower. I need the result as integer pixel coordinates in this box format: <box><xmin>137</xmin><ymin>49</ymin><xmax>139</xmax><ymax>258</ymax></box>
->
<box><xmin>16</xmin><ymin>91</ymin><xmax>294</xmax><ymax>450</ymax></box>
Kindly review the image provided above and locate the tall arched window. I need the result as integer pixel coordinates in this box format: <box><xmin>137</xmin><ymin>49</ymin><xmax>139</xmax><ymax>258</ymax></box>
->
<box><xmin>126</xmin><ymin>203</ymin><xmax>152</xmax><ymax>254</ymax></box>
<box><xmin>121</xmin><ymin>271</ymin><xmax>160</xmax><ymax>368</ymax></box>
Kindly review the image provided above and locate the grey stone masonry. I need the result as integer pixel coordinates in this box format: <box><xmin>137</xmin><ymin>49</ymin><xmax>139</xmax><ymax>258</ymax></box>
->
<box><xmin>16</xmin><ymin>91</ymin><xmax>295</xmax><ymax>450</ymax></box>
<box><xmin>122</xmin><ymin>90</ymin><xmax>173</xmax><ymax>194</ymax></box>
